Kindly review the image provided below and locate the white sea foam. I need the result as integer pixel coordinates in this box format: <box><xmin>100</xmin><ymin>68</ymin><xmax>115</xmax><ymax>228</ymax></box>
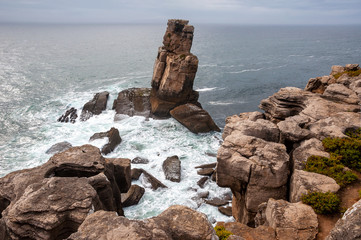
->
<box><xmin>209</xmin><ymin>101</ymin><xmax>245</xmax><ymax>106</ymax></box>
<box><xmin>228</xmin><ymin>68</ymin><xmax>263</xmax><ymax>74</ymax></box>
<box><xmin>196</xmin><ymin>87</ymin><xmax>218</xmax><ymax>92</ymax></box>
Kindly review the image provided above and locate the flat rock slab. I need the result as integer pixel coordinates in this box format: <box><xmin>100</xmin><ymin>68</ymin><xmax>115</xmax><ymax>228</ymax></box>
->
<box><xmin>195</xmin><ymin>163</ymin><xmax>217</xmax><ymax>169</ymax></box>
<box><xmin>197</xmin><ymin>176</ymin><xmax>209</xmax><ymax>188</ymax></box>
<box><xmin>218</xmin><ymin>206</ymin><xmax>233</xmax><ymax>216</ymax></box>
<box><xmin>205</xmin><ymin>197</ymin><xmax>229</xmax><ymax>207</ymax></box>
<box><xmin>197</xmin><ymin>168</ymin><xmax>214</xmax><ymax>176</ymax></box>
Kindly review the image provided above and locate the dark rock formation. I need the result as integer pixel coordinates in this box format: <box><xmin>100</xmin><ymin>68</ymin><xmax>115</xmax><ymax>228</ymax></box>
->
<box><xmin>327</xmin><ymin>199</ymin><xmax>361</xmax><ymax>240</ymax></box>
<box><xmin>0</xmin><ymin>145</ymin><xmax>131</xmax><ymax>239</ymax></box>
<box><xmin>80</xmin><ymin>91</ymin><xmax>109</xmax><ymax>121</ymax></box>
<box><xmin>57</xmin><ymin>107</ymin><xmax>78</xmax><ymax>123</ymax></box>
<box><xmin>121</xmin><ymin>184</ymin><xmax>145</xmax><ymax>207</ymax></box>
<box><xmin>112</xmin><ymin>88</ymin><xmax>152</xmax><ymax>118</ymax></box>
<box><xmin>195</xmin><ymin>162</ymin><xmax>217</xmax><ymax>169</ymax></box>
<box><xmin>197</xmin><ymin>176</ymin><xmax>209</xmax><ymax>188</ymax></box>
<box><xmin>170</xmin><ymin>103</ymin><xmax>220</xmax><ymax>133</ymax></box>
<box><xmin>67</xmin><ymin>205</ymin><xmax>218</xmax><ymax>240</ymax></box>
<box><xmin>131</xmin><ymin>157</ymin><xmax>150</xmax><ymax>164</ymax></box>
<box><xmin>197</xmin><ymin>168</ymin><xmax>214</xmax><ymax>176</ymax></box>
<box><xmin>133</xmin><ymin>168</ymin><xmax>167</xmax><ymax>190</ymax></box>
<box><xmin>219</xmin><ymin>206</ymin><xmax>233</xmax><ymax>216</ymax></box>
<box><xmin>89</xmin><ymin>127</ymin><xmax>122</xmax><ymax>154</ymax></box>
<box><xmin>205</xmin><ymin>197</ymin><xmax>229</xmax><ymax>207</ymax></box>
<box><xmin>162</xmin><ymin>155</ymin><xmax>181</xmax><ymax>182</ymax></box>
<box><xmin>45</xmin><ymin>141</ymin><xmax>72</xmax><ymax>154</ymax></box>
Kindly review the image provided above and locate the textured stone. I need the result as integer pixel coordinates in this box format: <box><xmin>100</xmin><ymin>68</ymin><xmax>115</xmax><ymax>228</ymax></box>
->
<box><xmin>89</xmin><ymin>127</ymin><xmax>122</xmax><ymax>155</ymax></box>
<box><xmin>162</xmin><ymin>155</ymin><xmax>181</xmax><ymax>182</ymax></box>
<box><xmin>121</xmin><ymin>184</ymin><xmax>145</xmax><ymax>207</ymax></box>
<box><xmin>112</xmin><ymin>88</ymin><xmax>152</xmax><ymax>118</ymax></box>
<box><xmin>131</xmin><ymin>157</ymin><xmax>150</xmax><ymax>164</ymax></box>
<box><xmin>57</xmin><ymin>107</ymin><xmax>78</xmax><ymax>123</ymax></box>
<box><xmin>290</xmin><ymin>170</ymin><xmax>340</xmax><ymax>203</ymax></box>
<box><xmin>140</xmin><ymin>170</ymin><xmax>168</xmax><ymax>190</ymax></box>
<box><xmin>277</xmin><ymin>115</ymin><xmax>312</xmax><ymax>143</ymax></box>
<box><xmin>80</xmin><ymin>91</ymin><xmax>109</xmax><ymax>121</ymax></box>
<box><xmin>216</xmin><ymin>222</ymin><xmax>276</xmax><ymax>240</ymax></box>
<box><xmin>45</xmin><ymin>141</ymin><xmax>72</xmax><ymax>155</ymax></box>
<box><xmin>323</xmin><ymin>83</ymin><xmax>359</xmax><ymax>104</ymax></box>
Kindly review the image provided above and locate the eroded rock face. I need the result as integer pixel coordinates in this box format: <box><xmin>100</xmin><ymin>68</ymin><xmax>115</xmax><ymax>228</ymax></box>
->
<box><xmin>289</xmin><ymin>169</ymin><xmax>340</xmax><ymax>203</ymax></box>
<box><xmin>68</xmin><ymin>205</ymin><xmax>218</xmax><ymax>240</ymax></box>
<box><xmin>255</xmin><ymin>199</ymin><xmax>318</xmax><ymax>240</ymax></box>
<box><xmin>150</xmin><ymin>19</ymin><xmax>199</xmax><ymax>117</ymax></box>
<box><xmin>121</xmin><ymin>184</ymin><xmax>145</xmax><ymax>207</ymax></box>
<box><xmin>112</xmin><ymin>88</ymin><xmax>152</xmax><ymax>118</ymax></box>
<box><xmin>326</xmin><ymin>199</ymin><xmax>361</xmax><ymax>240</ymax></box>
<box><xmin>170</xmin><ymin>103</ymin><xmax>220</xmax><ymax>133</ymax></box>
<box><xmin>80</xmin><ymin>91</ymin><xmax>109</xmax><ymax>121</ymax></box>
<box><xmin>0</xmin><ymin>145</ymin><xmax>131</xmax><ymax>239</ymax></box>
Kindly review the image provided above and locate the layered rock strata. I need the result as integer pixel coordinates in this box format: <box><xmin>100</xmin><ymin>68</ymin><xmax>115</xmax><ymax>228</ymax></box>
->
<box><xmin>0</xmin><ymin>145</ymin><xmax>131</xmax><ymax>239</ymax></box>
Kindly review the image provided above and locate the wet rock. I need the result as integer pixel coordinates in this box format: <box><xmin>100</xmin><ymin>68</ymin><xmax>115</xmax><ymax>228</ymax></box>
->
<box><xmin>80</xmin><ymin>91</ymin><xmax>109</xmax><ymax>121</ymax></box>
<box><xmin>112</xmin><ymin>88</ymin><xmax>152</xmax><ymax>118</ymax></box>
<box><xmin>290</xmin><ymin>169</ymin><xmax>340</xmax><ymax>203</ymax></box>
<box><xmin>89</xmin><ymin>127</ymin><xmax>122</xmax><ymax>154</ymax></box>
<box><xmin>170</xmin><ymin>103</ymin><xmax>220</xmax><ymax>133</ymax></box>
<box><xmin>327</xmin><ymin>199</ymin><xmax>361</xmax><ymax>240</ymax></box>
<box><xmin>197</xmin><ymin>190</ymin><xmax>209</xmax><ymax>198</ymax></box>
<box><xmin>57</xmin><ymin>107</ymin><xmax>78</xmax><ymax>123</ymax></box>
<box><xmin>255</xmin><ymin>199</ymin><xmax>318</xmax><ymax>240</ymax></box>
<box><xmin>205</xmin><ymin>197</ymin><xmax>229</xmax><ymax>207</ymax></box>
<box><xmin>68</xmin><ymin>205</ymin><xmax>217</xmax><ymax>240</ymax></box>
<box><xmin>218</xmin><ymin>206</ymin><xmax>233</xmax><ymax>216</ymax></box>
<box><xmin>131</xmin><ymin>168</ymin><xmax>144</xmax><ymax>180</ymax></box>
<box><xmin>197</xmin><ymin>176</ymin><xmax>209</xmax><ymax>188</ymax></box>
<box><xmin>45</xmin><ymin>141</ymin><xmax>72</xmax><ymax>154</ymax></box>
<box><xmin>131</xmin><ymin>157</ymin><xmax>150</xmax><ymax>164</ymax></box>
<box><xmin>121</xmin><ymin>184</ymin><xmax>145</xmax><ymax>207</ymax></box>
<box><xmin>140</xmin><ymin>170</ymin><xmax>168</xmax><ymax>190</ymax></box>
<box><xmin>162</xmin><ymin>155</ymin><xmax>181</xmax><ymax>182</ymax></box>
<box><xmin>197</xmin><ymin>168</ymin><xmax>214</xmax><ymax>176</ymax></box>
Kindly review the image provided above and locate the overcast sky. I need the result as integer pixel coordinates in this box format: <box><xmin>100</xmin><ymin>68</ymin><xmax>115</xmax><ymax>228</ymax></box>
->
<box><xmin>0</xmin><ymin>0</ymin><xmax>360</xmax><ymax>25</ymax></box>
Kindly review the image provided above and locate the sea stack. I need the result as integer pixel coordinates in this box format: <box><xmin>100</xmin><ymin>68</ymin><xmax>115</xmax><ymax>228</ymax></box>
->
<box><xmin>150</xmin><ymin>19</ymin><xmax>200</xmax><ymax>117</ymax></box>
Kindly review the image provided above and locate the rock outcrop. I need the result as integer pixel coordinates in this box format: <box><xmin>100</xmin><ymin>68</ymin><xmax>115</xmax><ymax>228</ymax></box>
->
<box><xmin>112</xmin><ymin>88</ymin><xmax>152</xmax><ymax>118</ymax></box>
<box><xmin>68</xmin><ymin>205</ymin><xmax>218</xmax><ymax>240</ymax></box>
<box><xmin>80</xmin><ymin>91</ymin><xmax>109</xmax><ymax>121</ymax></box>
<box><xmin>121</xmin><ymin>184</ymin><xmax>145</xmax><ymax>207</ymax></box>
<box><xmin>0</xmin><ymin>145</ymin><xmax>131</xmax><ymax>239</ymax></box>
<box><xmin>57</xmin><ymin>107</ymin><xmax>78</xmax><ymax>123</ymax></box>
<box><xmin>89</xmin><ymin>127</ymin><xmax>122</xmax><ymax>154</ymax></box>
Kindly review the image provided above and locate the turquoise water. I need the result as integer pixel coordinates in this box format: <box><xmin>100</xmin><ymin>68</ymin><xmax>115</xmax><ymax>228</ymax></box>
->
<box><xmin>0</xmin><ymin>23</ymin><xmax>360</xmax><ymax>221</ymax></box>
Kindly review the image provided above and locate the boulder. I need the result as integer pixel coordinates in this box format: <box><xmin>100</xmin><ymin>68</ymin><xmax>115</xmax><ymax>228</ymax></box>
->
<box><xmin>112</xmin><ymin>88</ymin><xmax>152</xmax><ymax>118</ymax></box>
<box><xmin>57</xmin><ymin>107</ymin><xmax>78</xmax><ymax>123</ymax></box>
<box><xmin>291</xmin><ymin>138</ymin><xmax>330</xmax><ymax>170</ymax></box>
<box><xmin>216</xmin><ymin>222</ymin><xmax>276</xmax><ymax>240</ymax></box>
<box><xmin>68</xmin><ymin>205</ymin><xmax>218</xmax><ymax>240</ymax></box>
<box><xmin>121</xmin><ymin>184</ymin><xmax>145</xmax><ymax>207</ymax></box>
<box><xmin>330</xmin><ymin>65</ymin><xmax>345</xmax><ymax>75</ymax></box>
<box><xmin>131</xmin><ymin>157</ymin><xmax>149</xmax><ymax>164</ymax></box>
<box><xmin>140</xmin><ymin>170</ymin><xmax>168</xmax><ymax>190</ymax></box>
<box><xmin>170</xmin><ymin>103</ymin><xmax>220</xmax><ymax>133</ymax></box>
<box><xmin>323</xmin><ymin>83</ymin><xmax>359</xmax><ymax>104</ymax></box>
<box><xmin>197</xmin><ymin>168</ymin><xmax>214</xmax><ymax>176</ymax></box>
<box><xmin>255</xmin><ymin>199</ymin><xmax>318</xmax><ymax>240</ymax></box>
<box><xmin>277</xmin><ymin>115</ymin><xmax>312</xmax><ymax>143</ymax></box>
<box><xmin>345</xmin><ymin>63</ymin><xmax>359</xmax><ymax>71</ymax></box>
<box><xmin>326</xmin><ymin>199</ymin><xmax>361</xmax><ymax>240</ymax></box>
<box><xmin>205</xmin><ymin>197</ymin><xmax>229</xmax><ymax>207</ymax></box>
<box><xmin>89</xmin><ymin>127</ymin><xmax>122</xmax><ymax>154</ymax></box>
<box><xmin>162</xmin><ymin>156</ymin><xmax>181</xmax><ymax>182</ymax></box>
<box><xmin>289</xmin><ymin>169</ymin><xmax>340</xmax><ymax>202</ymax></box>
<box><xmin>218</xmin><ymin>206</ymin><xmax>233</xmax><ymax>216</ymax></box>
<box><xmin>80</xmin><ymin>91</ymin><xmax>109</xmax><ymax>121</ymax></box>
<box><xmin>45</xmin><ymin>141</ymin><xmax>72</xmax><ymax>154</ymax></box>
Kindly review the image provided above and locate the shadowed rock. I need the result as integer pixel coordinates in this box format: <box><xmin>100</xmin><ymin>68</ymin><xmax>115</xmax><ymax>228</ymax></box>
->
<box><xmin>80</xmin><ymin>91</ymin><xmax>109</xmax><ymax>121</ymax></box>
<box><xmin>57</xmin><ymin>107</ymin><xmax>78</xmax><ymax>123</ymax></box>
<box><xmin>112</xmin><ymin>88</ymin><xmax>152</xmax><ymax>118</ymax></box>
<box><xmin>89</xmin><ymin>127</ymin><xmax>122</xmax><ymax>154</ymax></box>
<box><xmin>121</xmin><ymin>184</ymin><xmax>145</xmax><ymax>207</ymax></box>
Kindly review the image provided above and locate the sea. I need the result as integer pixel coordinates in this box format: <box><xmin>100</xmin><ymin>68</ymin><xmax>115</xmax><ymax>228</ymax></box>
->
<box><xmin>0</xmin><ymin>23</ymin><xmax>360</xmax><ymax>222</ymax></box>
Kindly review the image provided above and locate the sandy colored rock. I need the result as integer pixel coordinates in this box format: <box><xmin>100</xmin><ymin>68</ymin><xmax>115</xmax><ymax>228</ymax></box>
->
<box><xmin>290</xmin><ymin>169</ymin><xmax>340</xmax><ymax>202</ymax></box>
<box><xmin>277</xmin><ymin>115</ymin><xmax>312</xmax><ymax>142</ymax></box>
<box><xmin>323</xmin><ymin>83</ymin><xmax>359</xmax><ymax>104</ymax></box>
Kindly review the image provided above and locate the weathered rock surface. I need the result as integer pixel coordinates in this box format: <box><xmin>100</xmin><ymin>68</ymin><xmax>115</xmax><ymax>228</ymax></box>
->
<box><xmin>112</xmin><ymin>88</ymin><xmax>152</xmax><ymax>118</ymax></box>
<box><xmin>89</xmin><ymin>127</ymin><xmax>122</xmax><ymax>154</ymax></box>
<box><xmin>80</xmin><ymin>91</ymin><xmax>109</xmax><ymax>121</ymax></box>
<box><xmin>68</xmin><ymin>205</ymin><xmax>218</xmax><ymax>240</ymax></box>
<box><xmin>0</xmin><ymin>145</ymin><xmax>131</xmax><ymax>239</ymax></box>
<box><xmin>170</xmin><ymin>103</ymin><xmax>220</xmax><ymax>133</ymax></box>
<box><xmin>45</xmin><ymin>141</ymin><xmax>72</xmax><ymax>154</ymax></box>
<box><xmin>131</xmin><ymin>157</ymin><xmax>150</xmax><ymax>164</ymax></box>
<box><xmin>323</xmin><ymin>83</ymin><xmax>359</xmax><ymax>104</ymax></box>
<box><xmin>197</xmin><ymin>168</ymin><xmax>214</xmax><ymax>176</ymax></box>
<box><xmin>121</xmin><ymin>184</ymin><xmax>145</xmax><ymax>207</ymax></box>
<box><xmin>216</xmin><ymin>222</ymin><xmax>276</xmax><ymax>240</ymax></box>
<box><xmin>218</xmin><ymin>206</ymin><xmax>233</xmax><ymax>216</ymax></box>
<box><xmin>57</xmin><ymin>107</ymin><xmax>78</xmax><ymax>123</ymax></box>
<box><xmin>277</xmin><ymin>115</ymin><xmax>312</xmax><ymax>143</ymax></box>
<box><xmin>255</xmin><ymin>199</ymin><xmax>318</xmax><ymax>240</ymax></box>
<box><xmin>290</xmin><ymin>169</ymin><xmax>340</xmax><ymax>202</ymax></box>
<box><xmin>162</xmin><ymin>156</ymin><xmax>181</xmax><ymax>182</ymax></box>
<box><xmin>205</xmin><ymin>197</ymin><xmax>229</xmax><ymax>207</ymax></box>
<box><xmin>326</xmin><ymin>199</ymin><xmax>361</xmax><ymax>240</ymax></box>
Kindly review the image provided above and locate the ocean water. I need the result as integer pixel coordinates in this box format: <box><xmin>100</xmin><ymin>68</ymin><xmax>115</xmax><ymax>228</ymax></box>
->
<box><xmin>0</xmin><ymin>23</ymin><xmax>361</xmax><ymax>222</ymax></box>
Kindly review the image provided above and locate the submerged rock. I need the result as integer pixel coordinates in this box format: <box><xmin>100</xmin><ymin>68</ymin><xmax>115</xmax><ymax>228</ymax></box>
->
<box><xmin>80</xmin><ymin>91</ymin><xmax>109</xmax><ymax>121</ymax></box>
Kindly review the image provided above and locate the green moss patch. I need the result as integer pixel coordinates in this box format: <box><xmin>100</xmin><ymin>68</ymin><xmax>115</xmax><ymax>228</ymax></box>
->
<box><xmin>302</xmin><ymin>191</ymin><xmax>341</xmax><ymax>214</ymax></box>
<box><xmin>214</xmin><ymin>226</ymin><xmax>232</xmax><ymax>240</ymax></box>
<box><xmin>333</xmin><ymin>69</ymin><xmax>361</xmax><ymax>79</ymax></box>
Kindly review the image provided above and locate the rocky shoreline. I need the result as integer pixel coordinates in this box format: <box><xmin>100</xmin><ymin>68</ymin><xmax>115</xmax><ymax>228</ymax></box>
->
<box><xmin>1</xmin><ymin>19</ymin><xmax>361</xmax><ymax>240</ymax></box>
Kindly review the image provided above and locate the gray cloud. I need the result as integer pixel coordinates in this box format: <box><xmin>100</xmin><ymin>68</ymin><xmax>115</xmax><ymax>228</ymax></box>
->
<box><xmin>0</xmin><ymin>0</ymin><xmax>360</xmax><ymax>24</ymax></box>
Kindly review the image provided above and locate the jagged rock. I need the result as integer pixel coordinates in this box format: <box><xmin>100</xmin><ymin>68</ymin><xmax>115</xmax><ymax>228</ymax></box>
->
<box><xmin>162</xmin><ymin>156</ymin><xmax>181</xmax><ymax>182</ymax></box>
<box><xmin>277</xmin><ymin>115</ymin><xmax>312</xmax><ymax>143</ymax></box>
<box><xmin>326</xmin><ymin>199</ymin><xmax>361</xmax><ymax>240</ymax></box>
<box><xmin>205</xmin><ymin>197</ymin><xmax>229</xmax><ymax>207</ymax></box>
<box><xmin>195</xmin><ymin>163</ymin><xmax>217</xmax><ymax>169</ymax></box>
<box><xmin>131</xmin><ymin>157</ymin><xmax>149</xmax><ymax>164</ymax></box>
<box><xmin>89</xmin><ymin>127</ymin><xmax>122</xmax><ymax>154</ymax></box>
<box><xmin>345</xmin><ymin>63</ymin><xmax>359</xmax><ymax>71</ymax></box>
<box><xmin>121</xmin><ymin>184</ymin><xmax>145</xmax><ymax>207</ymax></box>
<box><xmin>217</xmin><ymin>133</ymin><xmax>289</xmax><ymax>226</ymax></box>
<box><xmin>80</xmin><ymin>91</ymin><xmax>109</xmax><ymax>121</ymax></box>
<box><xmin>197</xmin><ymin>176</ymin><xmax>209</xmax><ymax>188</ymax></box>
<box><xmin>131</xmin><ymin>168</ymin><xmax>144</xmax><ymax>180</ymax></box>
<box><xmin>290</xmin><ymin>169</ymin><xmax>340</xmax><ymax>202</ymax></box>
<box><xmin>323</xmin><ymin>83</ymin><xmax>359</xmax><ymax>104</ymax></box>
<box><xmin>57</xmin><ymin>107</ymin><xmax>78</xmax><ymax>123</ymax></box>
<box><xmin>291</xmin><ymin>138</ymin><xmax>330</xmax><ymax>170</ymax></box>
<box><xmin>139</xmin><ymin>170</ymin><xmax>168</xmax><ymax>190</ymax></box>
<box><xmin>0</xmin><ymin>145</ymin><xmax>131</xmax><ymax>239</ymax></box>
<box><xmin>216</xmin><ymin>222</ymin><xmax>276</xmax><ymax>240</ymax></box>
<box><xmin>197</xmin><ymin>168</ymin><xmax>214</xmax><ymax>176</ymax></box>
<box><xmin>255</xmin><ymin>199</ymin><xmax>318</xmax><ymax>240</ymax></box>
<box><xmin>170</xmin><ymin>103</ymin><xmax>220</xmax><ymax>133</ymax></box>
<box><xmin>68</xmin><ymin>205</ymin><xmax>218</xmax><ymax>240</ymax></box>
<box><xmin>150</xmin><ymin>19</ymin><xmax>200</xmax><ymax>117</ymax></box>
<box><xmin>218</xmin><ymin>206</ymin><xmax>233</xmax><ymax>216</ymax></box>
<box><xmin>45</xmin><ymin>141</ymin><xmax>72</xmax><ymax>154</ymax></box>
<box><xmin>112</xmin><ymin>88</ymin><xmax>152</xmax><ymax>118</ymax></box>
<box><xmin>304</xmin><ymin>76</ymin><xmax>331</xmax><ymax>94</ymax></box>
<box><xmin>222</xmin><ymin>114</ymin><xmax>279</xmax><ymax>142</ymax></box>
<box><xmin>330</xmin><ymin>65</ymin><xmax>345</xmax><ymax>75</ymax></box>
